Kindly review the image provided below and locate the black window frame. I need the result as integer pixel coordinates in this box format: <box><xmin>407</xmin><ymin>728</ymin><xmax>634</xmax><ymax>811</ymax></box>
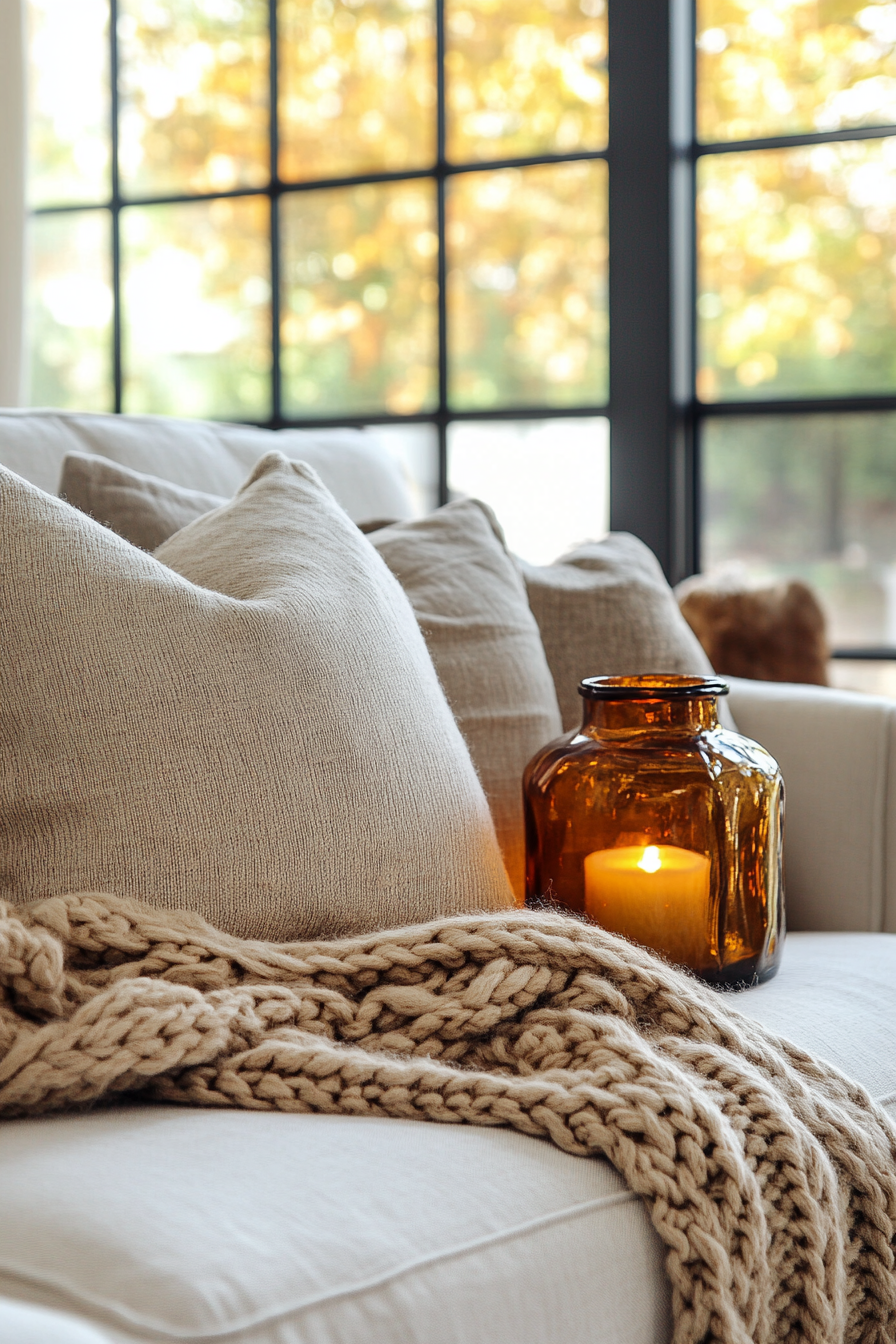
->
<box><xmin>669</xmin><ymin>0</ymin><xmax>896</xmax><ymax>662</ymax></box>
<box><xmin>31</xmin><ymin>0</ymin><xmax>614</xmax><ymax>514</ymax></box>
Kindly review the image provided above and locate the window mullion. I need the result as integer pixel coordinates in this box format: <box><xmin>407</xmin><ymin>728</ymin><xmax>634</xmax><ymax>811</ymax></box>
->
<box><xmin>670</xmin><ymin>0</ymin><xmax>698</xmax><ymax>580</ymax></box>
<box><xmin>269</xmin><ymin>0</ymin><xmax>282</xmax><ymax>427</ymax></box>
<box><xmin>110</xmin><ymin>0</ymin><xmax>122</xmax><ymax>415</ymax></box>
<box><xmin>435</xmin><ymin>0</ymin><xmax>448</xmax><ymax>505</ymax></box>
<box><xmin>607</xmin><ymin>0</ymin><xmax>675</xmax><ymax>576</ymax></box>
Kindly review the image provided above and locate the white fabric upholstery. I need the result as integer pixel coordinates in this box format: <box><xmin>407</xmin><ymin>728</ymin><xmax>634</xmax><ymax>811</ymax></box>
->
<box><xmin>0</xmin><ymin>1110</ymin><xmax>669</xmax><ymax>1344</ymax></box>
<box><xmin>0</xmin><ymin>410</ymin><xmax>414</xmax><ymax>525</ymax></box>
<box><xmin>0</xmin><ymin>1</ymin><xmax>25</xmax><ymax>407</ymax></box>
<box><xmin>737</xmin><ymin>932</ymin><xmax>896</xmax><ymax>1115</ymax></box>
<box><xmin>1</xmin><ymin>932</ymin><xmax>893</xmax><ymax>1344</ymax></box>
<box><xmin>727</xmin><ymin>677</ymin><xmax>896</xmax><ymax>933</ymax></box>
<box><xmin>0</xmin><ymin>1298</ymin><xmax>111</xmax><ymax>1343</ymax></box>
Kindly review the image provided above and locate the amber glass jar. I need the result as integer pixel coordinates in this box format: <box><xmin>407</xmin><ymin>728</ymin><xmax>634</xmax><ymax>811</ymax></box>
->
<box><xmin>524</xmin><ymin>675</ymin><xmax>784</xmax><ymax>986</ymax></box>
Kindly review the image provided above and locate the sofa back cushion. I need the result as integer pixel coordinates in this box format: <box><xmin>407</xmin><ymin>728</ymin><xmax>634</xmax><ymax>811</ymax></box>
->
<box><xmin>0</xmin><ymin>410</ymin><xmax>413</xmax><ymax>525</ymax></box>
<box><xmin>0</xmin><ymin>453</ymin><xmax>513</xmax><ymax>938</ymax></box>
<box><xmin>369</xmin><ymin>501</ymin><xmax>562</xmax><ymax>899</ymax></box>
<box><xmin>519</xmin><ymin>533</ymin><xmax>729</xmax><ymax>732</ymax></box>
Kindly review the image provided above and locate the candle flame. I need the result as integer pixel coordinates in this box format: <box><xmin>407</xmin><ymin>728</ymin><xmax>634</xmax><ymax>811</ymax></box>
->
<box><xmin>637</xmin><ymin>845</ymin><xmax>662</xmax><ymax>874</ymax></box>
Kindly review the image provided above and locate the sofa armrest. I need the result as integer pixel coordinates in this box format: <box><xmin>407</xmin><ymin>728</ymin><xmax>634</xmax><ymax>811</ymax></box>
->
<box><xmin>726</xmin><ymin>677</ymin><xmax>896</xmax><ymax>933</ymax></box>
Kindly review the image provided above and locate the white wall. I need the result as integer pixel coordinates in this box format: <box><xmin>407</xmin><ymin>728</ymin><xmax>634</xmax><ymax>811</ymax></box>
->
<box><xmin>0</xmin><ymin>0</ymin><xmax>25</xmax><ymax>406</ymax></box>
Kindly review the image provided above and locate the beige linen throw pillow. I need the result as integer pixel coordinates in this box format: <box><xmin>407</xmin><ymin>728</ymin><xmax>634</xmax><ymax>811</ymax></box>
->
<box><xmin>60</xmin><ymin>451</ymin><xmax>225</xmax><ymax>551</ymax></box>
<box><xmin>519</xmin><ymin>533</ymin><xmax>732</xmax><ymax>732</ymax></box>
<box><xmin>58</xmin><ymin>450</ymin><xmax>395</xmax><ymax>552</ymax></box>
<box><xmin>0</xmin><ymin>454</ymin><xmax>513</xmax><ymax>938</ymax></box>
<box><xmin>55</xmin><ymin>455</ymin><xmax>563</xmax><ymax>894</ymax></box>
<box><xmin>369</xmin><ymin>500</ymin><xmax>562</xmax><ymax>899</ymax></box>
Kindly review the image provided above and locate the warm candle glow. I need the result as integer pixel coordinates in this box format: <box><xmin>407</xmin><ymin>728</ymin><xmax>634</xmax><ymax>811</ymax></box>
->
<box><xmin>584</xmin><ymin>844</ymin><xmax>712</xmax><ymax>969</ymax></box>
<box><xmin>638</xmin><ymin>845</ymin><xmax>661</xmax><ymax>874</ymax></box>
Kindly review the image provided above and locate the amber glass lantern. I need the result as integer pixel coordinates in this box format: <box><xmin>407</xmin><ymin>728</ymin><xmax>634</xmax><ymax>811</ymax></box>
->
<box><xmin>523</xmin><ymin>675</ymin><xmax>784</xmax><ymax>986</ymax></box>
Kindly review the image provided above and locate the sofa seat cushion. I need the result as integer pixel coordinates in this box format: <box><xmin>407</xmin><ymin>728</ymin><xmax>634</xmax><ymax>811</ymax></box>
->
<box><xmin>0</xmin><ymin>932</ymin><xmax>893</xmax><ymax>1344</ymax></box>
<box><xmin>735</xmin><ymin>931</ymin><xmax>896</xmax><ymax>1115</ymax></box>
<box><xmin>0</xmin><ymin>1110</ymin><xmax>670</xmax><ymax>1344</ymax></box>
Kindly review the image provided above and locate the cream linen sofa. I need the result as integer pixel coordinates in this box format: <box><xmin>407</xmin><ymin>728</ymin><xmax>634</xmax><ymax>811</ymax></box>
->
<box><xmin>2</xmin><ymin>409</ymin><xmax>896</xmax><ymax>1344</ymax></box>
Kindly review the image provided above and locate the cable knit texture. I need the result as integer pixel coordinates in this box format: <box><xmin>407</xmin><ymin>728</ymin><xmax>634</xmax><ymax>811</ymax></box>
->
<box><xmin>2</xmin><ymin>892</ymin><xmax>895</xmax><ymax>1344</ymax></box>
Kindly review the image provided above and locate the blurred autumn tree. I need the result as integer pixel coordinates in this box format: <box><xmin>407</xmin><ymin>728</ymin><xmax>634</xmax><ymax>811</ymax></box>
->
<box><xmin>697</xmin><ymin>0</ymin><xmax>896</xmax><ymax>402</ymax></box>
<box><xmin>697</xmin><ymin>138</ymin><xmax>896</xmax><ymax>402</ymax></box>
<box><xmin>696</xmin><ymin>1</ymin><xmax>896</xmax><ymax>646</ymax></box>
<box><xmin>698</xmin><ymin>0</ymin><xmax>896</xmax><ymax>142</ymax></box>
<box><xmin>27</xmin><ymin>0</ymin><xmax>608</xmax><ymax>420</ymax></box>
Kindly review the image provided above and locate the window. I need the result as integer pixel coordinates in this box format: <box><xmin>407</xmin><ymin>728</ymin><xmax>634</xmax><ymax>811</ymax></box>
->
<box><xmin>691</xmin><ymin>0</ymin><xmax>896</xmax><ymax>685</ymax></box>
<box><xmin>32</xmin><ymin>0</ymin><xmax>896</xmax><ymax>643</ymax></box>
<box><xmin>26</xmin><ymin>0</ymin><xmax>611</xmax><ymax>559</ymax></box>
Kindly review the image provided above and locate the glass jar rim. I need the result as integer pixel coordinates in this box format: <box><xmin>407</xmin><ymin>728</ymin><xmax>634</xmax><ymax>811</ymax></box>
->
<box><xmin>578</xmin><ymin>674</ymin><xmax>730</xmax><ymax>701</ymax></box>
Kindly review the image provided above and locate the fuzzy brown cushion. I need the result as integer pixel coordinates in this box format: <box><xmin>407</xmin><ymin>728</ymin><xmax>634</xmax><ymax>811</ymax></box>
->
<box><xmin>677</xmin><ymin>575</ymin><xmax>829</xmax><ymax>686</ymax></box>
<box><xmin>2</xmin><ymin>892</ymin><xmax>896</xmax><ymax>1344</ymax></box>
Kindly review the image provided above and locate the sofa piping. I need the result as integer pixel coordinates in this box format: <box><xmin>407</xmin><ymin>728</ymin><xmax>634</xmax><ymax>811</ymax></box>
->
<box><xmin>0</xmin><ymin>1187</ymin><xmax>641</xmax><ymax>1340</ymax></box>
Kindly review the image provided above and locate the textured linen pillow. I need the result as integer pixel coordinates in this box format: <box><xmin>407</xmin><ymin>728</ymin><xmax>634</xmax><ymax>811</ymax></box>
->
<box><xmin>56</xmin><ymin>456</ymin><xmax>561</xmax><ymax>894</ymax></box>
<box><xmin>58</xmin><ymin>451</ymin><xmax>399</xmax><ymax>552</ymax></box>
<box><xmin>60</xmin><ymin>451</ymin><xmax>226</xmax><ymax>551</ymax></box>
<box><xmin>0</xmin><ymin>454</ymin><xmax>514</xmax><ymax>938</ymax></box>
<box><xmin>519</xmin><ymin>533</ymin><xmax>732</xmax><ymax>732</ymax></box>
<box><xmin>368</xmin><ymin>500</ymin><xmax>562</xmax><ymax>900</ymax></box>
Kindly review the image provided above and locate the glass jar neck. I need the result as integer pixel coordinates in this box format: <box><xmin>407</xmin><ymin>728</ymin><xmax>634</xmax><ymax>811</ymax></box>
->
<box><xmin>580</xmin><ymin>695</ymin><xmax>720</xmax><ymax>736</ymax></box>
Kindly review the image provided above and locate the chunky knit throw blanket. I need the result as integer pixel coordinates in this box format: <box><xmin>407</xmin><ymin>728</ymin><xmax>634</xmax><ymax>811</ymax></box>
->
<box><xmin>2</xmin><ymin>893</ymin><xmax>895</xmax><ymax>1344</ymax></box>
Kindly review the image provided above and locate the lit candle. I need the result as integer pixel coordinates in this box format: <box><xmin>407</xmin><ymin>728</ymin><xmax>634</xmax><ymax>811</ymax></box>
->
<box><xmin>583</xmin><ymin>844</ymin><xmax>712</xmax><ymax>969</ymax></box>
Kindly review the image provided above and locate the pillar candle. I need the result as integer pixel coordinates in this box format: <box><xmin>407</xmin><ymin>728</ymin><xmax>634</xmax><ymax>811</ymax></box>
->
<box><xmin>584</xmin><ymin>844</ymin><xmax>711</xmax><ymax>969</ymax></box>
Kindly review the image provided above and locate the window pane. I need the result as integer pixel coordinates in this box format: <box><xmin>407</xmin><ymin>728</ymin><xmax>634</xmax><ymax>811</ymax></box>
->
<box><xmin>281</xmin><ymin>181</ymin><xmax>438</xmax><ymax>417</ymax></box>
<box><xmin>370</xmin><ymin>422</ymin><xmax>439</xmax><ymax>515</ymax></box>
<box><xmin>697</xmin><ymin>139</ymin><xmax>896</xmax><ymax>402</ymax></box>
<box><xmin>118</xmin><ymin>0</ymin><xmax>270</xmax><ymax>196</ymax></box>
<box><xmin>121</xmin><ymin>196</ymin><xmax>271</xmax><ymax>419</ymax></box>
<box><xmin>701</xmin><ymin>413</ymin><xmax>896</xmax><ymax>648</ymax></box>
<box><xmin>278</xmin><ymin>0</ymin><xmax>436</xmax><ymax>182</ymax></box>
<box><xmin>27</xmin><ymin>0</ymin><xmax>110</xmax><ymax>206</ymax></box>
<box><xmin>698</xmin><ymin>0</ymin><xmax>896</xmax><ymax>144</ymax></box>
<box><xmin>27</xmin><ymin>211</ymin><xmax>113</xmax><ymax>411</ymax></box>
<box><xmin>448</xmin><ymin>417</ymin><xmax>608</xmax><ymax>564</ymax></box>
<box><xmin>447</xmin><ymin>160</ymin><xmax>607</xmax><ymax>411</ymax></box>
<box><xmin>445</xmin><ymin>0</ymin><xmax>607</xmax><ymax>163</ymax></box>
<box><xmin>829</xmin><ymin>660</ymin><xmax>896</xmax><ymax>695</ymax></box>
